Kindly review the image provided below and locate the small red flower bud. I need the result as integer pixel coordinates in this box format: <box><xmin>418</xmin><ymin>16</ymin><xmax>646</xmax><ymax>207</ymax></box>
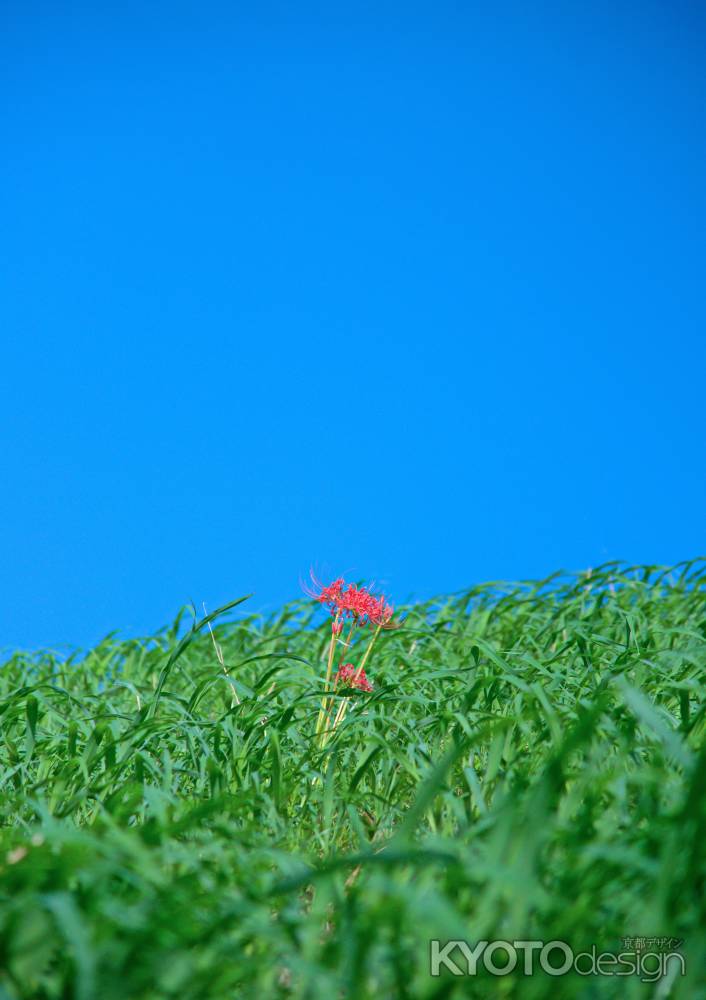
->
<box><xmin>335</xmin><ymin>662</ymin><xmax>373</xmax><ymax>693</ymax></box>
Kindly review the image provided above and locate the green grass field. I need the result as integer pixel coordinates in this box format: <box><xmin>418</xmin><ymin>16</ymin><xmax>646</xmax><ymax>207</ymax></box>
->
<box><xmin>1</xmin><ymin>561</ymin><xmax>705</xmax><ymax>999</ymax></box>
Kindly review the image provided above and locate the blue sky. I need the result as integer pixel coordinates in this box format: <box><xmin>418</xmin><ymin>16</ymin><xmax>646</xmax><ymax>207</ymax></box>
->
<box><xmin>2</xmin><ymin>2</ymin><xmax>704</xmax><ymax>650</ymax></box>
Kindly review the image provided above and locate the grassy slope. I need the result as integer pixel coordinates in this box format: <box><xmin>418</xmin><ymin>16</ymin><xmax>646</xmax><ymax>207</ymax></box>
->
<box><xmin>0</xmin><ymin>561</ymin><xmax>705</xmax><ymax>999</ymax></box>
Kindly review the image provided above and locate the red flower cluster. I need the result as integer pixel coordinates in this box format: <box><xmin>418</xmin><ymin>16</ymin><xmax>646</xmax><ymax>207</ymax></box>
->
<box><xmin>308</xmin><ymin>575</ymin><xmax>395</xmax><ymax>628</ymax></box>
<box><xmin>335</xmin><ymin>662</ymin><xmax>373</xmax><ymax>692</ymax></box>
<box><xmin>313</xmin><ymin>576</ymin><xmax>345</xmax><ymax>609</ymax></box>
<box><xmin>310</xmin><ymin>573</ymin><xmax>392</xmax><ymax>742</ymax></box>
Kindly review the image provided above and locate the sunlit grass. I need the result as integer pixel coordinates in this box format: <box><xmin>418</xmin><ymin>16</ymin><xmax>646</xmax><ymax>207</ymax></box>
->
<box><xmin>1</xmin><ymin>560</ymin><xmax>705</xmax><ymax>998</ymax></box>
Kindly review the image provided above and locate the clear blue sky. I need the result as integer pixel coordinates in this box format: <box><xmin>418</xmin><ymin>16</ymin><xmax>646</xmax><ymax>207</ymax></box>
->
<box><xmin>2</xmin><ymin>2</ymin><xmax>704</xmax><ymax>651</ymax></box>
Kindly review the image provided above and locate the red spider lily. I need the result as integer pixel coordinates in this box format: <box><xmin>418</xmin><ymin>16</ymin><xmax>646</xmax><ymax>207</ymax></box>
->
<box><xmin>304</xmin><ymin>574</ymin><xmax>345</xmax><ymax>612</ymax></box>
<box><xmin>367</xmin><ymin>593</ymin><xmax>394</xmax><ymax>627</ymax></box>
<box><xmin>335</xmin><ymin>662</ymin><xmax>373</xmax><ymax>693</ymax></box>
<box><xmin>306</xmin><ymin>572</ymin><xmax>396</xmax><ymax>629</ymax></box>
<box><xmin>309</xmin><ymin>572</ymin><xmax>396</xmax><ymax>745</ymax></box>
<box><xmin>337</xmin><ymin>583</ymin><xmax>376</xmax><ymax>621</ymax></box>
